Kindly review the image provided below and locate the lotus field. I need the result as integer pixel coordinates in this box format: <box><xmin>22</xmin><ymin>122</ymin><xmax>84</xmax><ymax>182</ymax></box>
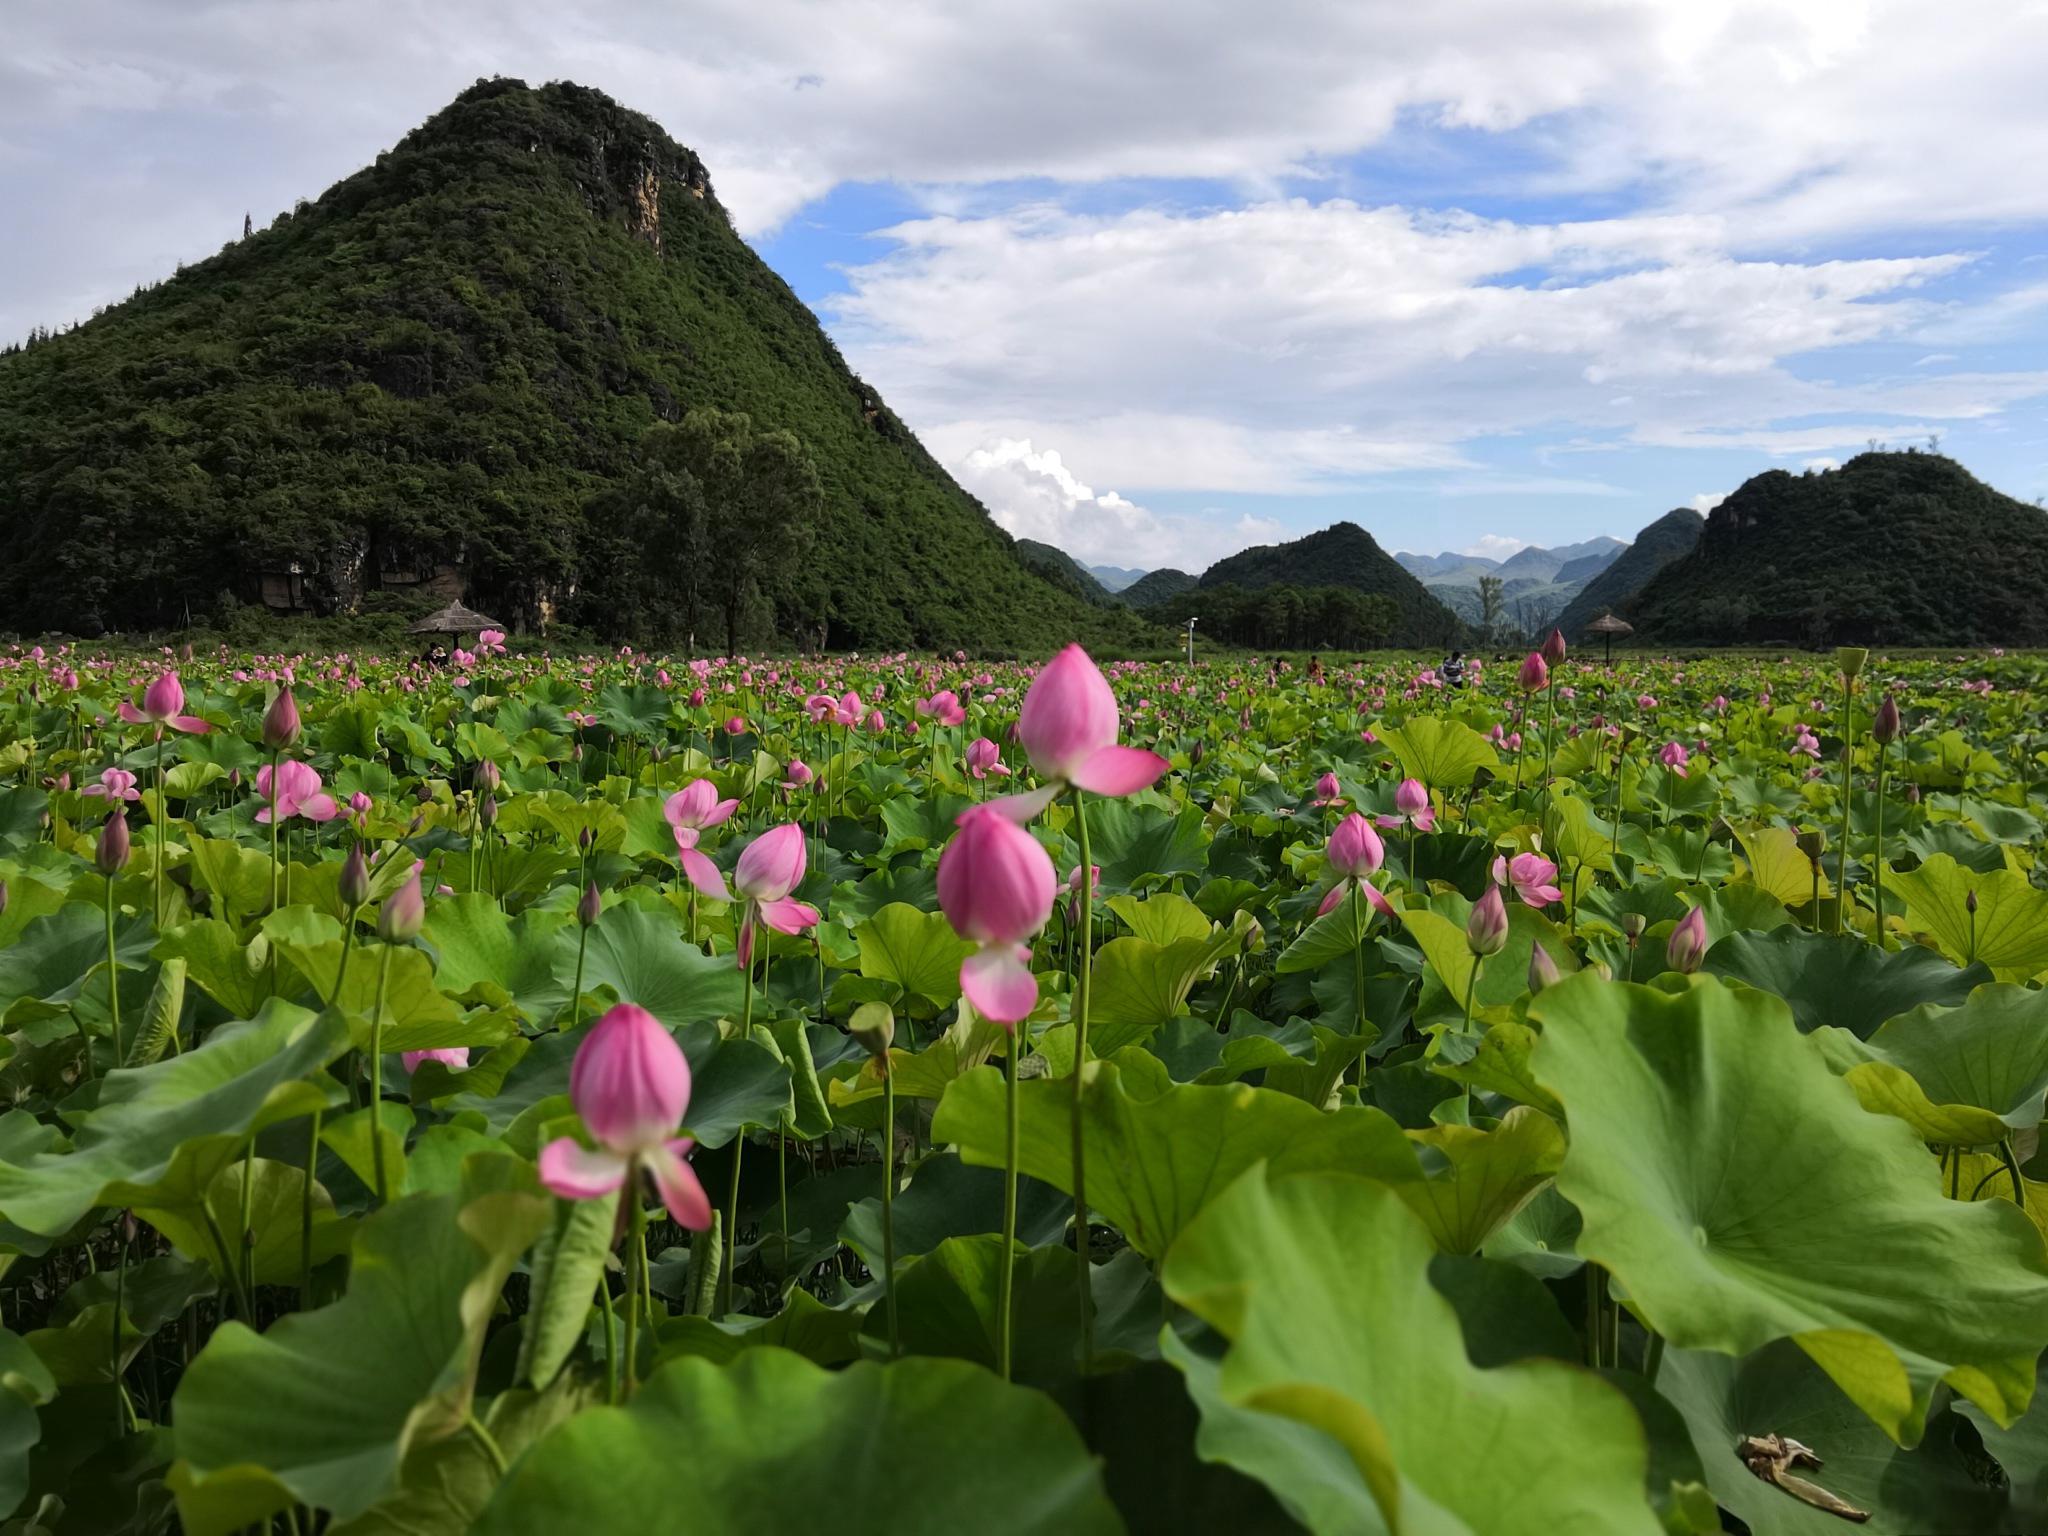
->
<box><xmin>3</xmin><ymin>634</ymin><xmax>2048</xmax><ymax>1534</ymax></box>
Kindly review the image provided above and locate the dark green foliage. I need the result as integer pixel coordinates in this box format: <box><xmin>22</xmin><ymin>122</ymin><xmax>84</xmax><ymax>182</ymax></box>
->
<box><xmin>0</xmin><ymin>78</ymin><xmax>1142</xmax><ymax>651</ymax></box>
<box><xmin>1625</xmin><ymin>452</ymin><xmax>2048</xmax><ymax>645</ymax></box>
<box><xmin>1012</xmin><ymin>540</ymin><xmax>1118</xmax><ymax>607</ymax></box>
<box><xmin>1199</xmin><ymin>523</ymin><xmax>1459</xmax><ymax>645</ymax></box>
<box><xmin>1555</xmin><ymin>508</ymin><xmax>1704</xmax><ymax>636</ymax></box>
<box><xmin>1152</xmin><ymin>583</ymin><xmax>1402</xmax><ymax>650</ymax></box>
<box><xmin>1121</xmin><ymin>568</ymin><xmax>1198</xmax><ymax>608</ymax></box>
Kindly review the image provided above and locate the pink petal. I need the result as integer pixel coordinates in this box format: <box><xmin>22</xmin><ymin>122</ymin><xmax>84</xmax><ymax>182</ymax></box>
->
<box><xmin>1316</xmin><ymin>883</ymin><xmax>1347</xmax><ymax>917</ymax></box>
<box><xmin>117</xmin><ymin>702</ymin><xmax>147</xmax><ymax>724</ymax></box>
<box><xmin>172</xmin><ymin>716</ymin><xmax>212</xmax><ymax>735</ymax></box>
<box><xmin>300</xmin><ymin>794</ymin><xmax>340</xmax><ymax>822</ymax></box>
<box><xmin>1069</xmin><ymin>744</ymin><xmax>1169</xmax><ymax>798</ymax></box>
<box><xmin>647</xmin><ymin>1139</ymin><xmax>713</xmax><ymax>1230</ymax></box>
<box><xmin>758</xmin><ymin>896</ymin><xmax>820</xmax><ymax>936</ymax></box>
<box><xmin>961</xmin><ymin>944</ymin><xmax>1038</xmax><ymax>1025</ymax></box>
<box><xmin>680</xmin><ymin>847</ymin><xmax>731</xmax><ymax>902</ymax></box>
<box><xmin>538</xmin><ymin>1139</ymin><xmax>629</xmax><ymax>1201</ymax></box>
<box><xmin>254</xmin><ymin>808</ymin><xmax>276</xmax><ymax>825</ymax></box>
<box><xmin>982</xmin><ymin>783</ymin><xmax>1061</xmax><ymax>824</ymax></box>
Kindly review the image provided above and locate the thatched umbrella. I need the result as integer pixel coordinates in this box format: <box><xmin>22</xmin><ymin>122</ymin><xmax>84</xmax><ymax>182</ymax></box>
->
<box><xmin>409</xmin><ymin>601</ymin><xmax>503</xmax><ymax>639</ymax></box>
<box><xmin>1585</xmin><ymin>611</ymin><xmax>1633</xmax><ymax>665</ymax></box>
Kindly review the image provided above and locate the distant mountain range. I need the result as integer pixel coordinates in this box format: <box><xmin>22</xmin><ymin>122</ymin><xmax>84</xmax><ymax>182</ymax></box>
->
<box><xmin>1554</xmin><ymin>509</ymin><xmax>1703</xmax><ymax>635</ymax></box>
<box><xmin>1391</xmin><ymin>536</ymin><xmax>1627</xmax><ymax>629</ymax></box>
<box><xmin>1086</xmin><ymin>563</ymin><xmax>1149</xmax><ymax>593</ymax></box>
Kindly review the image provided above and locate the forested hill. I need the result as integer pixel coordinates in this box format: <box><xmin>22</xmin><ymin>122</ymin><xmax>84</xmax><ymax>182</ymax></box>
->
<box><xmin>0</xmin><ymin>78</ymin><xmax>1135</xmax><ymax>650</ymax></box>
<box><xmin>1624</xmin><ymin>452</ymin><xmax>2048</xmax><ymax>646</ymax></box>
<box><xmin>1554</xmin><ymin>507</ymin><xmax>1703</xmax><ymax>636</ymax></box>
<box><xmin>1199</xmin><ymin>522</ymin><xmax>1460</xmax><ymax>645</ymax></box>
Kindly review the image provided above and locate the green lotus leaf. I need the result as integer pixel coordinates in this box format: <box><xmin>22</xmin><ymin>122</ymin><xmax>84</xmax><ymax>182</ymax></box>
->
<box><xmin>470</xmin><ymin>1349</ymin><xmax>1124</xmax><ymax>1535</ymax></box>
<box><xmin>169</xmin><ymin>1177</ymin><xmax>550</xmax><ymax>1535</ymax></box>
<box><xmin>1814</xmin><ymin>983</ymin><xmax>2048</xmax><ymax>1146</ymax></box>
<box><xmin>1888</xmin><ymin>854</ymin><xmax>2048</xmax><ymax>982</ymax></box>
<box><xmin>656</xmin><ymin>1285</ymin><xmax>866</xmax><ymax>1368</ymax></box>
<box><xmin>421</xmin><ymin>893</ymin><xmax>573</xmax><ymax>1020</ymax></box>
<box><xmin>1107</xmin><ymin>890</ymin><xmax>1212</xmax><ymax>946</ymax></box>
<box><xmin>1394</xmin><ymin>1106</ymin><xmax>1566</xmax><ymax>1254</ymax></box>
<box><xmin>849</xmin><ymin>902</ymin><xmax>975</xmax><ymax>1018</ymax></box>
<box><xmin>1430</xmin><ymin>1020</ymin><xmax>1564</xmax><ymax>1116</ymax></box>
<box><xmin>1528</xmin><ymin>971</ymin><xmax>2048</xmax><ymax>1444</ymax></box>
<box><xmin>1159</xmin><ymin>1166</ymin><xmax>1660</xmax><ymax>1534</ymax></box>
<box><xmin>0</xmin><ymin>900</ymin><xmax>154</xmax><ymax>1024</ymax></box>
<box><xmin>932</xmin><ymin>1049</ymin><xmax>1416</xmax><ymax>1259</ymax></box>
<box><xmin>1377</xmin><ymin>715</ymin><xmax>1501</xmax><ymax>791</ymax></box>
<box><xmin>839</xmin><ymin>1150</ymin><xmax>1068</xmax><ymax>1265</ymax></box>
<box><xmin>1088</xmin><ymin>912</ymin><xmax>1249</xmax><ymax>1053</ymax></box>
<box><xmin>1704</xmin><ymin>926</ymin><xmax>1987</xmax><ymax>1037</ymax></box>
<box><xmin>0</xmin><ymin>1001</ymin><xmax>345</xmax><ymax>1236</ymax></box>
<box><xmin>135</xmin><ymin>1155</ymin><xmax>351</xmax><ymax>1286</ymax></box>
<box><xmin>559</xmin><ymin>902</ymin><xmax>743</xmax><ymax>1030</ymax></box>
<box><xmin>1733</xmin><ymin>825</ymin><xmax>1831</xmax><ymax>907</ymax></box>
<box><xmin>1081</xmin><ymin>799</ymin><xmax>1211</xmax><ymax>891</ymax></box>
<box><xmin>516</xmin><ymin>1190</ymin><xmax>620</xmax><ymax>1389</ymax></box>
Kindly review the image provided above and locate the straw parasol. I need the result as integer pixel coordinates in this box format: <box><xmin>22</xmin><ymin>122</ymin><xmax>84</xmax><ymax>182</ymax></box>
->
<box><xmin>409</xmin><ymin>601</ymin><xmax>503</xmax><ymax>638</ymax></box>
<box><xmin>1585</xmin><ymin>611</ymin><xmax>1633</xmax><ymax>664</ymax></box>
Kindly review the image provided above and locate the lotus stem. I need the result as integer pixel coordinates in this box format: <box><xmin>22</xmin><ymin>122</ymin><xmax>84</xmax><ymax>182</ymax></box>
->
<box><xmin>1070</xmin><ymin>787</ymin><xmax>1096</xmax><ymax>1373</ymax></box>
<box><xmin>999</xmin><ymin>1030</ymin><xmax>1019</xmax><ymax>1381</ymax></box>
<box><xmin>881</xmin><ymin>1063</ymin><xmax>899</xmax><ymax>1359</ymax></box>
<box><xmin>368</xmin><ymin>942</ymin><xmax>394</xmax><ymax>1206</ymax></box>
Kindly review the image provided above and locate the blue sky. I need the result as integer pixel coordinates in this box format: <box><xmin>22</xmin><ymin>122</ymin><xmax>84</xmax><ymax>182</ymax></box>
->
<box><xmin>7</xmin><ymin>0</ymin><xmax>2047</xmax><ymax>571</ymax></box>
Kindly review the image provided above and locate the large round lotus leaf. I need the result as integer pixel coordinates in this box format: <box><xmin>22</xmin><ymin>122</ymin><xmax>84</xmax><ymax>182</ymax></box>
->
<box><xmin>1814</xmin><ymin>983</ymin><xmax>2048</xmax><ymax>1145</ymax></box>
<box><xmin>1529</xmin><ymin>971</ymin><xmax>2048</xmax><ymax>1446</ymax></box>
<box><xmin>470</xmin><ymin>1349</ymin><xmax>1124</xmax><ymax>1535</ymax></box>
<box><xmin>1658</xmin><ymin>1341</ymin><xmax>2006</xmax><ymax>1534</ymax></box>
<box><xmin>1160</xmin><ymin>1166</ymin><xmax>1662</xmax><ymax>1535</ymax></box>
<box><xmin>931</xmin><ymin>1049</ymin><xmax>1416</xmax><ymax>1259</ymax></box>
<box><xmin>1704</xmin><ymin>925</ymin><xmax>1987</xmax><ymax>1037</ymax></box>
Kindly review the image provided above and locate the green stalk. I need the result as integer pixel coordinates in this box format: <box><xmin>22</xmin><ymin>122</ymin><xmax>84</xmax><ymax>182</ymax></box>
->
<box><xmin>299</xmin><ymin>1107</ymin><xmax>322</xmax><ymax>1310</ymax></box>
<box><xmin>1070</xmin><ymin>789</ymin><xmax>1096</xmax><ymax>1373</ymax></box>
<box><xmin>1872</xmin><ymin>739</ymin><xmax>1887</xmax><ymax>950</ymax></box>
<box><xmin>881</xmin><ymin>1063</ymin><xmax>899</xmax><ymax>1359</ymax></box>
<box><xmin>1836</xmin><ymin>671</ymin><xmax>1854</xmax><ymax>934</ymax></box>
<box><xmin>622</xmin><ymin>1184</ymin><xmax>645</xmax><ymax>1397</ymax></box>
<box><xmin>600</xmin><ymin>1280</ymin><xmax>618</xmax><ymax>1404</ymax></box>
<box><xmin>1541</xmin><ymin>677</ymin><xmax>1558</xmax><ymax>797</ymax></box>
<box><xmin>368</xmin><ymin>943</ymin><xmax>395</xmax><ymax>1207</ymax></box>
<box><xmin>268</xmin><ymin>748</ymin><xmax>282</xmax><ymax>913</ymax></box>
<box><xmin>998</xmin><ymin>1031</ymin><xmax>1019</xmax><ymax>1381</ymax></box>
<box><xmin>1351</xmin><ymin>889</ymin><xmax>1369</xmax><ymax>1086</ymax></box>
<box><xmin>153</xmin><ymin>730</ymin><xmax>167</xmax><ymax>928</ymax></box>
<box><xmin>566</xmin><ymin>922</ymin><xmax>589</xmax><ymax>1031</ymax></box>
<box><xmin>239</xmin><ymin>1140</ymin><xmax>258</xmax><ymax>1308</ymax></box>
<box><xmin>1642</xmin><ymin>1330</ymin><xmax>1665</xmax><ymax>1383</ymax></box>
<box><xmin>104</xmin><ymin>877</ymin><xmax>122</xmax><ymax>1067</ymax></box>
<box><xmin>111</xmin><ymin>1223</ymin><xmax>128</xmax><ymax>1437</ymax></box>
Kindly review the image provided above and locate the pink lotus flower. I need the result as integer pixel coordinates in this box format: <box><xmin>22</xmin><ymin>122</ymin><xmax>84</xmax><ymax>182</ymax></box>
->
<box><xmin>723</xmin><ymin>716</ymin><xmax>747</xmax><ymax>735</ymax></box>
<box><xmin>1316</xmin><ymin>813</ymin><xmax>1395</xmax><ymax>918</ymax></box>
<box><xmin>997</xmin><ymin>645</ymin><xmax>1169</xmax><ymax>821</ymax></box>
<box><xmin>1539</xmin><ymin>629</ymin><xmax>1567</xmax><ymax>667</ymax></box>
<box><xmin>1312</xmin><ymin>771</ymin><xmax>1343</xmax><ymax>807</ymax></box>
<box><xmin>1064</xmin><ymin>862</ymin><xmax>1099</xmax><ymax>926</ymax></box>
<box><xmin>1659</xmin><ymin>741</ymin><xmax>1690</xmax><ymax>777</ymax></box>
<box><xmin>803</xmin><ymin>693</ymin><xmax>835</xmax><ymax>723</ymax></box>
<box><xmin>781</xmin><ymin>758</ymin><xmax>815</xmax><ymax>790</ymax></box>
<box><xmin>1666</xmin><ymin>906</ymin><xmax>1708</xmax><ymax>974</ymax></box>
<box><xmin>1467</xmin><ymin>885</ymin><xmax>1510</xmax><ymax>955</ymax></box>
<box><xmin>916</xmin><ymin>690</ymin><xmax>967</xmax><ymax>727</ymax></box>
<box><xmin>83</xmin><ymin>767</ymin><xmax>141</xmax><ymax>802</ymax></box>
<box><xmin>937</xmin><ymin>806</ymin><xmax>1058</xmax><ymax>1024</ymax></box>
<box><xmin>665</xmin><ymin>779</ymin><xmax>740</xmax><ymax>898</ymax></box>
<box><xmin>477</xmin><ymin>629</ymin><xmax>507</xmax><ymax>655</ymax></box>
<box><xmin>118</xmin><ymin>671</ymin><xmax>210</xmax><ymax>734</ymax></box>
<box><xmin>1518</xmin><ymin>653</ymin><xmax>1548</xmax><ymax>692</ymax></box>
<box><xmin>863</xmin><ymin>709</ymin><xmax>886</xmax><ymax>735</ymax></box>
<box><xmin>1376</xmin><ymin>777</ymin><xmax>1437</xmax><ymax>833</ymax></box>
<box><xmin>729</xmin><ymin>823</ymin><xmax>820</xmax><ymax>966</ymax></box>
<box><xmin>1492</xmin><ymin>851</ymin><xmax>1563</xmax><ymax>907</ymax></box>
<box><xmin>347</xmin><ymin>790</ymin><xmax>373</xmax><ymax>830</ymax></box>
<box><xmin>537</xmin><ymin>1004</ymin><xmax>711</xmax><ymax>1229</ymax></box>
<box><xmin>255</xmin><ymin>760</ymin><xmax>340</xmax><ymax>824</ymax></box>
<box><xmin>832</xmin><ymin>691</ymin><xmax>864</xmax><ymax>727</ymax></box>
<box><xmin>402</xmin><ymin>1048</ymin><xmax>470</xmax><ymax>1073</ymax></box>
<box><xmin>964</xmin><ymin>737</ymin><xmax>1010</xmax><ymax>779</ymax></box>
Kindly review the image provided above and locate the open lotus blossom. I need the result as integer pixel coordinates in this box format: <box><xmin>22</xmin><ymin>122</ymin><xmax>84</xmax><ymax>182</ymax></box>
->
<box><xmin>781</xmin><ymin>758</ymin><xmax>815</xmax><ymax>791</ymax></box>
<box><xmin>477</xmin><ymin>629</ymin><xmax>507</xmax><ymax>655</ymax></box>
<box><xmin>995</xmin><ymin>645</ymin><xmax>1169</xmax><ymax>822</ymax></box>
<box><xmin>1376</xmin><ymin>777</ymin><xmax>1437</xmax><ymax>833</ymax></box>
<box><xmin>726</xmin><ymin>822</ymin><xmax>820</xmax><ymax>966</ymax></box>
<box><xmin>937</xmin><ymin>805</ymin><xmax>1058</xmax><ymax>1023</ymax></box>
<box><xmin>1659</xmin><ymin>741</ymin><xmax>1690</xmax><ymax>777</ymax></box>
<box><xmin>832</xmin><ymin>690</ymin><xmax>864</xmax><ymax>727</ymax></box>
<box><xmin>665</xmin><ymin>778</ymin><xmax>739</xmax><ymax>898</ymax></box>
<box><xmin>537</xmin><ymin>1003</ymin><xmax>712</xmax><ymax>1229</ymax></box>
<box><xmin>1317</xmin><ymin>812</ymin><xmax>1395</xmax><ymax>918</ymax></box>
<box><xmin>255</xmin><ymin>759</ymin><xmax>340</xmax><ymax>823</ymax></box>
<box><xmin>1492</xmin><ymin>851</ymin><xmax>1563</xmax><ymax>907</ymax></box>
<box><xmin>118</xmin><ymin>671</ymin><xmax>210</xmax><ymax>734</ymax></box>
<box><xmin>916</xmin><ymin>690</ymin><xmax>966</xmax><ymax>727</ymax></box>
<box><xmin>402</xmin><ymin>1048</ymin><xmax>470</xmax><ymax>1073</ymax></box>
<box><xmin>964</xmin><ymin>736</ymin><xmax>1009</xmax><ymax>779</ymax></box>
<box><xmin>83</xmin><ymin>767</ymin><xmax>141</xmax><ymax>801</ymax></box>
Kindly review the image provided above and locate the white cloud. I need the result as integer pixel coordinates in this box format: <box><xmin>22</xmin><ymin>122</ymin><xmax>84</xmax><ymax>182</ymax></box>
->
<box><xmin>1804</xmin><ymin>456</ymin><xmax>1841</xmax><ymax>471</ymax></box>
<box><xmin>1463</xmin><ymin>534</ymin><xmax>1533</xmax><ymax>559</ymax></box>
<box><xmin>1692</xmin><ymin>491</ymin><xmax>1729</xmax><ymax>513</ymax></box>
<box><xmin>953</xmin><ymin>437</ymin><xmax>1277</xmax><ymax>570</ymax></box>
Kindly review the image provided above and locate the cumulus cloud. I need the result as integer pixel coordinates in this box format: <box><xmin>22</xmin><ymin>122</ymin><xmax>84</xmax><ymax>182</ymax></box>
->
<box><xmin>1463</xmin><ymin>534</ymin><xmax>1534</xmax><ymax>559</ymax></box>
<box><xmin>1692</xmin><ymin>492</ymin><xmax>1729</xmax><ymax>513</ymax></box>
<box><xmin>953</xmin><ymin>437</ymin><xmax>1278</xmax><ymax>570</ymax></box>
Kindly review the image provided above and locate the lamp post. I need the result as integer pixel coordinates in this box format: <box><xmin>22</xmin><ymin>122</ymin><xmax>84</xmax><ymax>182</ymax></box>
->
<box><xmin>1185</xmin><ymin>616</ymin><xmax>1199</xmax><ymax>668</ymax></box>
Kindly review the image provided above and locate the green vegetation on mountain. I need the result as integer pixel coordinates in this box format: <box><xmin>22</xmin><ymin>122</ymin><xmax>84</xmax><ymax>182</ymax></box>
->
<box><xmin>1555</xmin><ymin>507</ymin><xmax>1704</xmax><ymax>636</ymax></box>
<box><xmin>1151</xmin><ymin>584</ymin><xmax>1402</xmax><ymax>650</ymax></box>
<box><xmin>1013</xmin><ymin>539</ymin><xmax>1119</xmax><ymax>607</ymax></box>
<box><xmin>1625</xmin><ymin>452</ymin><xmax>2047</xmax><ymax>645</ymax></box>
<box><xmin>0</xmin><ymin>78</ymin><xmax>1138</xmax><ymax>651</ymax></box>
<box><xmin>1200</xmin><ymin>523</ymin><xmax>1459</xmax><ymax>645</ymax></box>
<box><xmin>1121</xmin><ymin>568</ymin><xmax>1199</xmax><ymax>608</ymax></box>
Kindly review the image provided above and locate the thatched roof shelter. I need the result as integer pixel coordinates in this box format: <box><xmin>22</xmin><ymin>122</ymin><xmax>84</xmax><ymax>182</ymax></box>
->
<box><xmin>1585</xmin><ymin>611</ymin><xmax>1633</xmax><ymax>663</ymax></box>
<box><xmin>409</xmin><ymin>601</ymin><xmax>503</xmax><ymax>637</ymax></box>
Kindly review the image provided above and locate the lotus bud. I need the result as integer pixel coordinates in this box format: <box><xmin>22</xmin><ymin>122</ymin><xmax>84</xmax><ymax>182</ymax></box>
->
<box><xmin>96</xmin><ymin>807</ymin><xmax>131</xmax><ymax>875</ymax></box>
<box><xmin>1528</xmin><ymin>944</ymin><xmax>1561</xmax><ymax>992</ymax></box>
<box><xmin>0</xmin><ymin>877</ymin><xmax>8</xmax><ymax>918</ymax></box>
<box><xmin>573</xmin><ymin>743</ymin><xmax>585</xmax><ymax>763</ymax></box>
<box><xmin>849</xmin><ymin>1001</ymin><xmax>896</xmax><ymax>1062</ymax></box>
<box><xmin>261</xmin><ymin>687</ymin><xmax>301</xmax><ymax>750</ymax></box>
<box><xmin>1904</xmin><ymin>784</ymin><xmax>1921</xmax><ymax>804</ymax></box>
<box><xmin>1620</xmin><ymin>912</ymin><xmax>1646</xmax><ymax>948</ymax></box>
<box><xmin>1241</xmin><ymin>915</ymin><xmax>1266</xmax><ymax>955</ymax></box>
<box><xmin>1539</xmin><ymin>628</ymin><xmax>1567</xmax><ymax>668</ymax></box>
<box><xmin>1190</xmin><ymin>739</ymin><xmax>1206</xmax><ymax>767</ymax></box>
<box><xmin>1666</xmin><ymin>906</ymin><xmax>1708</xmax><ymax>974</ymax></box>
<box><xmin>578</xmin><ymin>880</ymin><xmax>603</xmax><ymax>928</ymax></box>
<box><xmin>1466</xmin><ymin>885</ymin><xmax>1509</xmax><ymax>957</ymax></box>
<box><xmin>378</xmin><ymin>862</ymin><xmax>425</xmax><ymax>943</ymax></box>
<box><xmin>1795</xmin><ymin>828</ymin><xmax>1826</xmax><ymax>867</ymax></box>
<box><xmin>474</xmin><ymin>759</ymin><xmax>502</xmax><ymax>793</ymax></box>
<box><xmin>1834</xmin><ymin>646</ymin><xmax>1868</xmax><ymax>680</ymax></box>
<box><xmin>1966</xmin><ymin>889</ymin><xmax>1979</xmax><ymax>916</ymax></box>
<box><xmin>228</xmin><ymin>767</ymin><xmax>242</xmax><ymax>789</ymax></box>
<box><xmin>1873</xmin><ymin>694</ymin><xmax>1901</xmax><ymax>745</ymax></box>
<box><xmin>407</xmin><ymin>811</ymin><xmax>425</xmax><ymax>837</ymax></box>
<box><xmin>579</xmin><ymin>826</ymin><xmax>595</xmax><ymax>852</ymax></box>
<box><xmin>338</xmin><ymin>841</ymin><xmax>371</xmax><ymax>908</ymax></box>
<box><xmin>480</xmin><ymin>794</ymin><xmax>498</xmax><ymax>828</ymax></box>
<box><xmin>1518</xmin><ymin>653</ymin><xmax>1549</xmax><ymax>692</ymax></box>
